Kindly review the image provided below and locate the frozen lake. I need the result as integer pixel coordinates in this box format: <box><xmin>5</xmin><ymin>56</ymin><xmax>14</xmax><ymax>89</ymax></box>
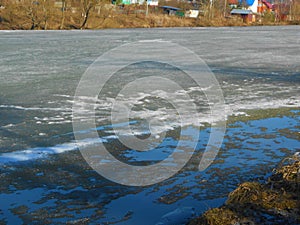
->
<box><xmin>0</xmin><ymin>26</ymin><xmax>299</xmax><ymax>224</ymax></box>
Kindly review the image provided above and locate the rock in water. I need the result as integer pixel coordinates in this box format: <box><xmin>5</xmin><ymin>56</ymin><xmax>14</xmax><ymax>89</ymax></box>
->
<box><xmin>155</xmin><ymin>207</ymin><xmax>196</xmax><ymax>225</ymax></box>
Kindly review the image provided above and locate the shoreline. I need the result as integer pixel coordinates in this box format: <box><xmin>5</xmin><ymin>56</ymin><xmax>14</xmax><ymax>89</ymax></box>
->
<box><xmin>0</xmin><ymin>24</ymin><xmax>298</xmax><ymax>31</ymax></box>
<box><xmin>1</xmin><ymin>22</ymin><xmax>299</xmax><ymax>31</ymax></box>
<box><xmin>1</xmin><ymin>10</ymin><xmax>299</xmax><ymax>30</ymax></box>
<box><xmin>0</xmin><ymin>23</ymin><xmax>299</xmax><ymax>30</ymax></box>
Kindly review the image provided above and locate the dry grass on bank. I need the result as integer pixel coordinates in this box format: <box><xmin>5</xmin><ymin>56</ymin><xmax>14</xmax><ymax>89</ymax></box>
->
<box><xmin>189</xmin><ymin>153</ymin><xmax>300</xmax><ymax>225</ymax></box>
<box><xmin>1</xmin><ymin>1</ymin><xmax>298</xmax><ymax>30</ymax></box>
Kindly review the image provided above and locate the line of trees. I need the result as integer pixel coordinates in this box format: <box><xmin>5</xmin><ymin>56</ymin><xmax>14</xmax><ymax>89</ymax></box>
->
<box><xmin>0</xmin><ymin>0</ymin><xmax>299</xmax><ymax>29</ymax></box>
<box><xmin>0</xmin><ymin>0</ymin><xmax>112</xmax><ymax>29</ymax></box>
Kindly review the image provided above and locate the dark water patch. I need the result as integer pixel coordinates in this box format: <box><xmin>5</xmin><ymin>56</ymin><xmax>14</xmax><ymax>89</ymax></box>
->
<box><xmin>0</xmin><ymin>151</ymin><xmax>144</xmax><ymax>224</ymax></box>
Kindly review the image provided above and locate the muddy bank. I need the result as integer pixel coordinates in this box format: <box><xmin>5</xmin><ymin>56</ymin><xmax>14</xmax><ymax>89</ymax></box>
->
<box><xmin>189</xmin><ymin>153</ymin><xmax>300</xmax><ymax>225</ymax></box>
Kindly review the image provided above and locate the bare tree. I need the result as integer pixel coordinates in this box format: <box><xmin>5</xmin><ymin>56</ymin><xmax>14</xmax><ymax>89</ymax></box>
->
<box><xmin>80</xmin><ymin>0</ymin><xmax>99</xmax><ymax>29</ymax></box>
<box><xmin>224</xmin><ymin>0</ymin><xmax>227</xmax><ymax>17</ymax></box>
<box><xmin>60</xmin><ymin>0</ymin><xmax>66</xmax><ymax>29</ymax></box>
<box><xmin>41</xmin><ymin>0</ymin><xmax>51</xmax><ymax>29</ymax></box>
<box><xmin>24</xmin><ymin>0</ymin><xmax>40</xmax><ymax>29</ymax></box>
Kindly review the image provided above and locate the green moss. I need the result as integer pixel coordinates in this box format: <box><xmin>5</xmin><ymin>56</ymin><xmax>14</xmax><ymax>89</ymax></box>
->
<box><xmin>11</xmin><ymin>205</ymin><xmax>29</xmax><ymax>215</ymax></box>
<box><xmin>250</xmin><ymin>134</ymin><xmax>277</xmax><ymax>139</ymax></box>
<box><xmin>260</xmin><ymin>127</ymin><xmax>268</xmax><ymax>132</ymax></box>
<box><xmin>226</xmin><ymin>107</ymin><xmax>300</xmax><ymax>125</ymax></box>
<box><xmin>278</xmin><ymin>128</ymin><xmax>300</xmax><ymax>140</ymax></box>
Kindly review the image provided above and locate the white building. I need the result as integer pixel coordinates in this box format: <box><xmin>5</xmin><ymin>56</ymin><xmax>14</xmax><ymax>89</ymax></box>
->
<box><xmin>248</xmin><ymin>0</ymin><xmax>259</xmax><ymax>13</ymax></box>
<box><xmin>122</xmin><ymin>0</ymin><xmax>159</xmax><ymax>6</ymax></box>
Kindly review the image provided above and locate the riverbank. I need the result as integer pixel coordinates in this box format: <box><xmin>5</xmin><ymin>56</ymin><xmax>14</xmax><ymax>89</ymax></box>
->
<box><xmin>0</xmin><ymin>13</ymin><xmax>298</xmax><ymax>30</ymax></box>
<box><xmin>0</xmin><ymin>5</ymin><xmax>299</xmax><ymax>30</ymax></box>
<box><xmin>189</xmin><ymin>152</ymin><xmax>300</xmax><ymax>225</ymax></box>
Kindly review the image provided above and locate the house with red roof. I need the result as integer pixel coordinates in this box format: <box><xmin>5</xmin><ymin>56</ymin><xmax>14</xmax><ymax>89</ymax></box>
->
<box><xmin>260</xmin><ymin>0</ymin><xmax>273</xmax><ymax>13</ymax></box>
<box><xmin>229</xmin><ymin>0</ymin><xmax>291</xmax><ymax>22</ymax></box>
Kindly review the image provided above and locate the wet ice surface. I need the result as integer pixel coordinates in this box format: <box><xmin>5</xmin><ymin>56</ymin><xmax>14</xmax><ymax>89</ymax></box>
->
<box><xmin>0</xmin><ymin>27</ymin><xmax>299</xmax><ymax>224</ymax></box>
<box><xmin>0</xmin><ymin>113</ymin><xmax>299</xmax><ymax>224</ymax></box>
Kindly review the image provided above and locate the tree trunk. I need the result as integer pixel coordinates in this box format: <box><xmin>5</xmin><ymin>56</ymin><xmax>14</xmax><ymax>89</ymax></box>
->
<box><xmin>80</xmin><ymin>10</ymin><xmax>89</xmax><ymax>29</ymax></box>
<box><xmin>80</xmin><ymin>4</ymin><xmax>92</xmax><ymax>29</ymax></box>
<box><xmin>43</xmin><ymin>0</ymin><xmax>48</xmax><ymax>30</ymax></box>
<box><xmin>60</xmin><ymin>0</ymin><xmax>66</xmax><ymax>29</ymax></box>
<box><xmin>29</xmin><ymin>8</ymin><xmax>36</xmax><ymax>30</ymax></box>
